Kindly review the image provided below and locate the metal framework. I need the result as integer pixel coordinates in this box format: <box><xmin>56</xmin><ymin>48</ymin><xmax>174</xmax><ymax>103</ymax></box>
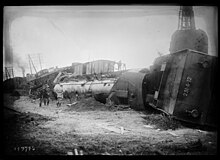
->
<box><xmin>5</xmin><ymin>67</ymin><xmax>14</xmax><ymax>80</ymax></box>
<box><xmin>27</xmin><ymin>53</ymin><xmax>44</xmax><ymax>74</ymax></box>
<box><xmin>178</xmin><ymin>6</ymin><xmax>196</xmax><ymax>30</ymax></box>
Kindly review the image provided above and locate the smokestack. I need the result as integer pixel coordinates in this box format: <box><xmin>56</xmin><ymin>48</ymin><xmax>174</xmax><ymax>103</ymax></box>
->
<box><xmin>13</xmin><ymin>55</ymin><xmax>27</xmax><ymax>78</ymax></box>
<box><xmin>21</xmin><ymin>67</ymin><xmax>25</xmax><ymax>77</ymax></box>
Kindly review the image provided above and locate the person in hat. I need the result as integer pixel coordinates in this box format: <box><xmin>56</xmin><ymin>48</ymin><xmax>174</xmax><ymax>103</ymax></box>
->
<box><xmin>54</xmin><ymin>83</ymin><xmax>64</xmax><ymax>107</ymax></box>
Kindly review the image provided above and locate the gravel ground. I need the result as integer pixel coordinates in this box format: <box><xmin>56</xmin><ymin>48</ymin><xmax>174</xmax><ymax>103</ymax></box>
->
<box><xmin>3</xmin><ymin>94</ymin><xmax>217</xmax><ymax>155</ymax></box>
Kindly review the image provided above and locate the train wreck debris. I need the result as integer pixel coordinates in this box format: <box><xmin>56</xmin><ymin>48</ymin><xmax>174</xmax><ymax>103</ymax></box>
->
<box><xmin>145</xmin><ymin>49</ymin><xmax>217</xmax><ymax>127</ymax></box>
<box><xmin>107</xmin><ymin>71</ymin><xmax>146</xmax><ymax>110</ymax></box>
<box><xmin>3</xmin><ymin>5</ymin><xmax>217</xmax><ymax>156</ymax></box>
<box><xmin>22</xmin><ymin>49</ymin><xmax>217</xmax><ymax>128</ymax></box>
<box><xmin>3</xmin><ymin>6</ymin><xmax>217</xmax><ymax>129</ymax></box>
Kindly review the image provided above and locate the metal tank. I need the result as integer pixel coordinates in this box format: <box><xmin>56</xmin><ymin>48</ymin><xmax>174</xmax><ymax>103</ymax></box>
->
<box><xmin>54</xmin><ymin>78</ymin><xmax>116</xmax><ymax>97</ymax></box>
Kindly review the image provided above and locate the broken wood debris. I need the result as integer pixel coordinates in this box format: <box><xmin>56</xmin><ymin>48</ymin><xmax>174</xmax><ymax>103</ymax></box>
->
<box><xmin>67</xmin><ymin>102</ymin><xmax>77</xmax><ymax>107</ymax></box>
<box><xmin>79</xmin><ymin>150</ymin><xmax>83</xmax><ymax>155</ymax></box>
<box><xmin>143</xmin><ymin>125</ymin><xmax>154</xmax><ymax>129</ymax></box>
<box><xmin>69</xmin><ymin>148</ymin><xmax>83</xmax><ymax>155</ymax></box>
<box><xmin>67</xmin><ymin>151</ymin><xmax>73</xmax><ymax>155</ymax></box>
<box><xmin>167</xmin><ymin>131</ymin><xmax>178</xmax><ymax>137</ymax></box>
<box><xmin>120</xmin><ymin>127</ymin><xmax>124</xmax><ymax>134</ymax></box>
<box><xmin>74</xmin><ymin>148</ymin><xmax>78</xmax><ymax>155</ymax></box>
<box><xmin>102</xmin><ymin>152</ymin><xmax>111</xmax><ymax>155</ymax></box>
<box><xmin>96</xmin><ymin>123</ymin><xmax>128</xmax><ymax>134</ymax></box>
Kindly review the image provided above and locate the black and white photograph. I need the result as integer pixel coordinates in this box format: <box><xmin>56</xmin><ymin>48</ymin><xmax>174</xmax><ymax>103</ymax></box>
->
<box><xmin>2</xmin><ymin>4</ymin><xmax>218</xmax><ymax>156</ymax></box>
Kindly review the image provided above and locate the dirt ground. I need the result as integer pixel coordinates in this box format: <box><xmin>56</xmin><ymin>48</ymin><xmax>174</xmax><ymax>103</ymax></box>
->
<box><xmin>3</xmin><ymin>94</ymin><xmax>217</xmax><ymax>155</ymax></box>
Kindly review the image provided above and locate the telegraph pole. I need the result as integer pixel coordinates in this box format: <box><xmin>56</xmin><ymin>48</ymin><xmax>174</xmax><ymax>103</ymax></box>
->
<box><xmin>28</xmin><ymin>54</ymin><xmax>37</xmax><ymax>74</ymax></box>
<box><xmin>29</xmin><ymin>56</ymin><xmax>32</xmax><ymax>74</ymax></box>
<box><xmin>38</xmin><ymin>53</ymin><xmax>42</xmax><ymax>71</ymax></box>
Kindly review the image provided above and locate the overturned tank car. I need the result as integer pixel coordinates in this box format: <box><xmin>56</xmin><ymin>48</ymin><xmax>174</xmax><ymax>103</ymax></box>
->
<box><xmin>54</xmin><ymin>78</ymin><xmax>116</xmax><ymax>103</ymax></box>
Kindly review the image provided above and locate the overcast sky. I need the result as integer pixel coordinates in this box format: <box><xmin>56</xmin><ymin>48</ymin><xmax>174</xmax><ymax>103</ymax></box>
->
<box><xmin>3</xmin><ymin>5</ymin><xmax>218</xmax><ymax>77</ymax></box>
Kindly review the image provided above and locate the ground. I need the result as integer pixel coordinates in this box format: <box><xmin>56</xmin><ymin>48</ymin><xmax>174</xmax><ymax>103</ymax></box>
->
<box><xmin>3</xmin><ymin>93</ymin><xmax>217</xmax><ymax>155</ymax></box>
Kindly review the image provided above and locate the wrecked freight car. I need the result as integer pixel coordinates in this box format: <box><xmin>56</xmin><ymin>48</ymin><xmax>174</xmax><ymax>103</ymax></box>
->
<box><xmin>145</xmin><ymin>49</ymin><xmax>217</xmax><ymax>128</ymax></box>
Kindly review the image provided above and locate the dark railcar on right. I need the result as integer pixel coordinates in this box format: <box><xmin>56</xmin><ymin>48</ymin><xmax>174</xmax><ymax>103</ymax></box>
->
<box><xmin>145</xmin><ymin>49</ymin><xmax>217</xmax><ymax>127</ymax></box>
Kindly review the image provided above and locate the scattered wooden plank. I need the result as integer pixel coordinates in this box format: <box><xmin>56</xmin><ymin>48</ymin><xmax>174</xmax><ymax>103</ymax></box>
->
<box><xmin>4</xmin><ymin>107</ymin><xmax>22</xmax><ymax>114</ymax></box>
<box><xmin>143</xmin><ymin>125</ymin><xmax>154</xmax><ymax>129</ymax></box>
<box><xmin>167</xmin><ymin>131</ymin><xmax>178</xmax><ymax>137</ymax></box>
<box><xmin>67</xmin><ymin>151</ymin><xmax>73</xmax><ymax>155</ymax></box>
<box><xmin>96</xmin><ymin>123</ymin><xmax>127</xmax><ymax>134</ymax></box>
<box><xmin>67</xmin><ymin>102</ymin><xmax>78</xmax><ymax>107</ymax></box>
<box><xmin>74</xmin><ymin>148</ymin><xmax>78</xmax><ymax>155</ymax></box>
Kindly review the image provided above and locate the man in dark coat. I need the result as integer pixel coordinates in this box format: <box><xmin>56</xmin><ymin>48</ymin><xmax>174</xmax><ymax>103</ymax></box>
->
<box><xmin>39</xmin><ymin>84</ymin><xmax>50</xmax><ymax>107</ymax></box>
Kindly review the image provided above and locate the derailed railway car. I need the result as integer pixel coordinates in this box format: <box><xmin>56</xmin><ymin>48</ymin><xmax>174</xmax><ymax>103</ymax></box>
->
<box><xmin>54</xmin><ymin>78</ymin><xmax>116</xmax><ymax>103</ymax></box>
<box><xmin>107</xmin><ymin>71</ymin><xmax>146</xmax><ymax>110</ymax></box>
<box><xmin>145</xmin><ymin>49</ymin><xmax>217</xmax><ymax>127</ymax></box>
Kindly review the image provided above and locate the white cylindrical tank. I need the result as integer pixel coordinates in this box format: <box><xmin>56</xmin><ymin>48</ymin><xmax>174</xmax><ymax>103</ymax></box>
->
<box><xmin>90</xmin><ymin>79</ymin><xmax>115</xmax><ymax>94</ymax></box>
<box><xmin>54</xmin><ymin>78</ymin><xmax>116</xmax><ymax>95</ymax></box>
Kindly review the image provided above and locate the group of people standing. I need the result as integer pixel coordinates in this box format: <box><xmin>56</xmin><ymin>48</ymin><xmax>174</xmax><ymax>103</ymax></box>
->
<box><xmin>38</xmin><ymin>83</ymin><xmax>63</xmax><ymax>107</ymax></box>
<box><xmin>38</xmin><ymin>83</ymin><xmax>79</xmax><ymax>107</ymax></box>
